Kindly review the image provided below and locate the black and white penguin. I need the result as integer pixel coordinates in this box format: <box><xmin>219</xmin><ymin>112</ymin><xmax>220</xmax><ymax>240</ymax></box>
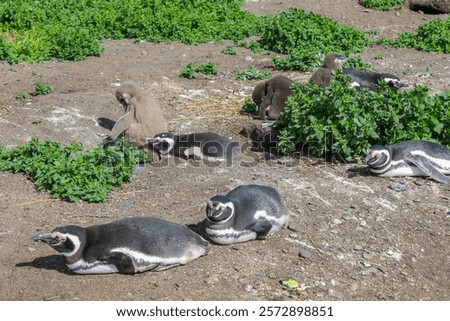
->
<box><xmin>310</xmin><ymin>52</ymin><xmax>408</xmax><ymax>91</ymax></box>
<box><xmin>252</xmin><ymin>75</ymin><xmax>294</xmax><ymax>120</ymax></box>
<box><xmin>365</xmin><ymin>140</ymin><xmax>450</xmax><ymax>184</ymax></box>
<box><xmin>310</xmin><ymin>52</ymin><xmax>346</xmax><ymax>88</ymax></box>
<box><xmin>147</xmin><ymin>131</ymin><xmax>242</xmax><ymax>162</ymax></box>
<box><xmin>205</xmin><ymin>184</ymin><xmax>290</xmax><ymax>244</ymax></box>
<box><xmin>343</xmin><ymin>68</ymin><xmax>409</xmax><ymax>91</ymax></box>
<box><xmin>32</xmin><ymin>217</ymin><xmax>210</xmax><ymax>274</ymax></box>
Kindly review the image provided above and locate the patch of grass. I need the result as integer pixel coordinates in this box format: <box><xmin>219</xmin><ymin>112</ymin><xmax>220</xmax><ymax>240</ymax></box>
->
<box><xmin>222</xmin><ymin>46</ymin><xmax>237</xmax><ymax>55</ymax></box>
<box><xmin>276</xmin><ymin>73</ymin><xmax>450</xmax><ymax>161</ymax></box>
<box><xmin>235</xmin><ymin>66</ymin><xmax>271</xmax><ymax>80</ymax></box>
<box><xmin>343</xmin><ymin>56</ymin><xmax>373</xmax><ymax>71</ymax></box>
<box><xmin>180</xmin><ymin>61</ymin><xmax>218</xmax><ymax>79</ymax></box>
<box><xmin>257</xmin><ymin>8</ymin><xmax>372</xmax><ymax>71</ymax></box>
<box><xmin>359</xmin><ymin>0</ymin><xmax>405</xmax><ymax>11</ymax></box>
<box><xmin>0</xmin><ymin>0</ymin><xmax>260</xmax><ymax>64</ymax></box>
<box><xmin>15</xmin><ymin>91</ymin><xmax>27</xmax><ymax>100</ymax></box>
<box><xmin>379</xmin><ymin>17</ymin><xmax>450</xmax><ymax>53</ymax></box>
<box><xmin>32</xmin><ymin>82</ymin><xmax>53</xmax><ymax>96</ymax></box>
<box><xmin>0</xmin><ymin>138</ymin><xmax>151</xmax><ymax>202</ymax></box>
<box><xmin>241</xmin><ymin>98</ymin><xmax>257</xmax><ymax>113</ymax></box>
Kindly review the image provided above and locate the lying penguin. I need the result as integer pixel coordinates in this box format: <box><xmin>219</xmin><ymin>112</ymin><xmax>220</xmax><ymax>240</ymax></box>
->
<box><xmin>310</xmin><ymin>52</ymin><xmax>408</xmax><ymax>90</ymax></box>
<box><xmin>147</xmin><ymin>131</ymin><xmax>242</xmax><ymax>162</ymax></box>
<box><xmin>205</xmin><ymin>184</ymin><xmax>290</xmax><ymax>244</ymax></box>
<box><xmin>365</xmin><ymin>140</ymin><xmax>450</xmax><ymax>184</ymax></box>
<box><xmin>32</xmin><ymin>217</ymin><xmax>210</xmax><ymax>274</ymax></box>
<box><xmin>252</xmin><ymin>75</ymin><xmax>294</xmax><ymax>121</ymax></box>
<box><xmin>343</xmin><ymin>68</ymin><xmax>409</xmax><ymax>91</ymax></box>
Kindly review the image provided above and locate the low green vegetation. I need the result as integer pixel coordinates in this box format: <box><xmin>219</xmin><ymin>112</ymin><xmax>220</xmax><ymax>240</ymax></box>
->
<box><xmin>0</xmin><ymin>138</ymin><xmax>151</xmax><ymax>202</ymax></box>
<box><xmin>235</xmin><ymin>66</ymin><xmax>271</xmax><ymax>81</ymax></box>
<box><xmin>15</xmin><ymin>91</ymin><xmax>27</xmax><ymax>100</ymax></box>
<box><xmin>276</xmin><ymin>73</ymin><xmax>450</xmax><ymax>161</ymax></box>
<box><xmin>241</xmin><ymin>98</ymin><xmax>257</xmax><ymax>113</ymax></box>
<box><xmin>180</xmin><ymin>61</ymin><xmax>219</xmax><ymax>79</ymax></box>
<box><xmin>32</xmin><ymin>82</ymin><xmax>52</xmax><ymax>96</ymax></box>
<box><xmin>379</xmin><ymin>17</ymin><xmax>450</xmax><ymax>53</ymax></box>
<box><xmin>222</xmin><ymin>46</ymin><xmax>237</xmax><ymax>55</ymax></box>
<box><xmin>0</xmin><ymin>0</ymin><xmax>260</xmax><ymax>63</ymax></box>
<box><xmin>359</xmin><ymin>0</ymin><xmax>405</xmax><ymax>11</ymax></box>
<box><xmin>257</xmin><ymin>8</ymin><xmax>372</xmax><ymax>71</ymax></box>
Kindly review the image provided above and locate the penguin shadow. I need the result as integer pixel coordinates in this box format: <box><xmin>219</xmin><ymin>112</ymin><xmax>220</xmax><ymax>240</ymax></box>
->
<box><xmin>187</xmin><ymin>219</ymin><xmax>210</xmax><ymax>240</ymax></box>
<box><xmin>16</xmin><ymin>255</ymin><xmax>74</xmax><ymax>275</ymax></box>
<box><xmin>346</xmin><ymin>165</ymin><xmax>373</xmax><ymax>178</ymax></box>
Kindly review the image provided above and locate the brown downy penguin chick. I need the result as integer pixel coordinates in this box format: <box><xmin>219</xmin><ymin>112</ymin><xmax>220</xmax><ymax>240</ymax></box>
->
<box><xmin>310</xmin><ymin>52</ymin><xmax>347</xmax><ymax>88</ymax></box>
<box><xmin>108</xmin><ymin>81</ymin><xmax>168</xmax><ymax>150</ymax></box>
<box><xmin>252</xmin><ymin>75</ymin><xmax>294</xmax><ymax>121</ymax></box>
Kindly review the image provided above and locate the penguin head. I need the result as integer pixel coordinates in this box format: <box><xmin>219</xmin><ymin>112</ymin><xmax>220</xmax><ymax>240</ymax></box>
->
<box><xmin>365</xmin><ymin>145</ymin><xmax>391</xmax><ymax>168</ymax></box>
<box><xmin>323</xmin><ymin>52</ymin><xmax>346</xmax><ymax>71</ymax></box>
<box><xmin>147</xmin><ymin>132</ymin><xmax>176</xmax><ymax>158</ymax></box>
<box><xmin>32</xmin><ymin>225</ymin><xmax>86</xmax><ymax>258</ymax></box>
<box><xmin>206</xmin><ymin>195</ymin><xmax>235</xmax><ymax>224</ymax></box>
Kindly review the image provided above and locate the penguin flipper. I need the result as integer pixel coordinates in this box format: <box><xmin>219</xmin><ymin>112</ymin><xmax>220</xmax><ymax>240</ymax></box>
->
<box><xmin>151</xmin><ymin>263</ymin><xmax>181</xmax><ymax>272</ymax></box>
<box><xmin>405</xmin><ymin>154</ymin><xmax>450</xmax><ymax>185</ymax></box>
<box><xmin>250</xmin><ymin>220</ymin><xmax>274</xmax><ymax>240</ymax></box>
<box><xmin>109</xmin><ymin>110</ymin><xmax>134</xmax><ymax>140</ymax></box>
<box><xmin>107</xmin><ymin>252</ymin><xmax>137</xmax><ymax>274</ymax></box>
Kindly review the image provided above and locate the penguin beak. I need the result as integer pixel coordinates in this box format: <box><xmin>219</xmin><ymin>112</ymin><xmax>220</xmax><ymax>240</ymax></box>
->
<box><xmin>32</xmin><ymin>233</ymin><xmax>61</xmax><ymax>246</ymax></box>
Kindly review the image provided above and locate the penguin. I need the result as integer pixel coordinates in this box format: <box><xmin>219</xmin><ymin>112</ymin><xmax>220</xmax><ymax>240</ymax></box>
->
<box><xmin>365</xmin><ymin>140</ymin><xmax>450</xmax><ymax>184</ymax></box>
<box><xmin>342</xmin><ymin>68</ymin><xmax>409</xmax><ymax>91</ymax></box>
<box><xmin>205</xmin><ymin>184</ymin><xmax>290</xmax><ymax>244</ymax></box>
<box><xmin>310</xmin><ymin>52</ymin><xmax>347</xmax><ymax>88</ymax></box>
<box><xmin>147</xmin><ymin>131</ymin><xmax>242</xmax><ymax>162</ymax></box>
<box><xmin>32</xmin><ymin>217</ymin><xmax>210</xmax><ymax>274</ymax></box>
<box><xmin>310</xmin><ymin>52</ymin><xmax>408</xmax><ymax>91</ymax></box>
<box><xmin>252</xmin><ymin>75</ymin><xmax>294</xmax><ymax>121</ymax></box>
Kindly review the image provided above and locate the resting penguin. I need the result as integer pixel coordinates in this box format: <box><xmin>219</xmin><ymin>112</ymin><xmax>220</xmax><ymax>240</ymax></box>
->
<box><xmin>252</xmin><ymin>75</ymin><xmax>294</xmax><ymax>121</ymax></box>
<box><xmin>365</xmin><ymin>140</ymin><xmax>450</xmax><ymax>184</ymax></box>
<box><xmin>205</xmin><ymin>184</ymin><xmax>290</xmax><ymax>244</ymax></box>
<box><xmin>342</xmin><ymin>68</ymin><xmax>409</xmax><ymax>91</ymax></box>
<box><xmin>147</xmin><ymin>131</ymin><xmax>242</xmax><ymax>162</ymax></box>
<box><xmin>310</xmin><ymin>52</ymin><xmax>346</xmax><ymax>88</ymax></box>
<box><xmin>32</xmin><ymin>217</ymin><xmax>210</xmax><ymax>274</ymax></box>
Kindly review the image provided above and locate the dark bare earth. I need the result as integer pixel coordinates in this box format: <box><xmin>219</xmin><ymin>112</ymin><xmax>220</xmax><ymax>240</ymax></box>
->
<box><xmin>1</xmin><ymin>1</ymin><xmax>449</xmax><ymax>301</ymax></box>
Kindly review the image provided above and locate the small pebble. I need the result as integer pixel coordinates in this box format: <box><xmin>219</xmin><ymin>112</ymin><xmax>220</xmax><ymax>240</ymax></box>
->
<box><xmin>389</xmin><ymin>182</ymin><xmax>407</xmax><ymax>191</ymax></box>
<box><xmin>117</xmin><ymin>203</ymin><xmax>132</xmax><ymax>210</ymax></box>
<box><xmin>354</xmin><ymin>245</ymin><xmax>364</xmax><ymax>251</ymax></box>
<box><xmin>244</xmin><ymin>284</ymin><xmax>254</xmax><ymax>293</ymax></box>
<box><xmin>359</xmin><ymin>220</ymin><xmax>368</xmax><ymax>227</ymax></box>
<box><xmin>299</xmin><ymin>249</ymin><xmax>312</xmax><ymax>258</ymax></box>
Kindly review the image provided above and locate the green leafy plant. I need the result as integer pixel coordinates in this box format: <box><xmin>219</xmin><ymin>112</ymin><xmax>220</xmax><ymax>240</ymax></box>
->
<box><xmin>16</xmin><ymin>91</ymin><xmax>27</xmax><ymax>100</ymax></box>
<box><xmin>276</xmin><ymin>73</ymin><xmax>450</xmax><ymax>161</ymax></box>
<box><xmin>235</xmin><ymin>66</ymin><xmax>271</xmax><ymax>80</ymax></box>
<box><xmin>180</xmin><ymin>61</ymin><xmax>218</xmax><ymax>79</ymax></box>
<box><xmin>343</xmin><ymin>56</ymin><xmax>373</xmax><ymax>71</ymax></box>
<box><xmin>0</xmin><ymin>0</ymin><xmax>260</xmax><ymax>64</ymax></box>
<box><xmin>241</xmin><ymin>98</ymin><xmax>257</xmax><ymax>113</ymax></box>
<box><xmin>180</xmin><ymin>62</ymin><xmax>197</xmax><ymax>79</ymax></box>
<box><xmin>0</xmin><ymin>138</ymin><xmax>151</xmax><ymax>202</ymax></box>
<box><xmin>379</xmin><ymin>17</ymin><xmax>450</xmax><ymax>53</ymax></box>
<box><xmin>222</xmin><ymin>46</ymin><xmax>237</xmax><ymax>55</ymax></box>
<box><xmin>33</xmin><ymin>82</ymin><xmax>53</xmax><ymax>96</ymax></box>
<box><xmin>194</xmin><ymin>61</ymin><xmax>219</xmax><ymax>76</ymax></box>
<box><xmin>257</xmin><ymin>8</ymin><xmax>372</xmax><ymax>71</ymax></box>
<box><xmin>31</xmin><ymin>118</ymin><xmax>43</xmax><ymax>125</ymax></box>
<box><xmin>359</xmin><ymin>0</ymin><xmax>404</xmax><ymax>11</ymax></box>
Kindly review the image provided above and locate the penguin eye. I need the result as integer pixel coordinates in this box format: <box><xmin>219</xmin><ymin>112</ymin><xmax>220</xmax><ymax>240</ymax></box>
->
<box><xmin>51</xmin><ymin>232</ymin><xmax>66</xmax><ymax>242</ymax></box>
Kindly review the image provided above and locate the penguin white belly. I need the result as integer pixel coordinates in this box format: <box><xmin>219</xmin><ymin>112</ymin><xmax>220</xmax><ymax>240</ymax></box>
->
<box><xmin>67</xmin><ymin>260</ymin><xmax>119</xmax><ymax>274</ymax></box>
<box><xmin>375</xmin><ymin>161</ymin><xmax>426</xmax><ymax>177</ymax></box>
<box><xmin>205</xmin><ymin>227</ymin><xmax>257</xmax><ymax>245</ymax></box>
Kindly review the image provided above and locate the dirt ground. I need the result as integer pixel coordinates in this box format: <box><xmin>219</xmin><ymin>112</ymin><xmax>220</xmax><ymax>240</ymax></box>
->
<box><xmin>1</xmin><ymin>1</ymin><xmax>449</xmax><ymax>301</ymax></box>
